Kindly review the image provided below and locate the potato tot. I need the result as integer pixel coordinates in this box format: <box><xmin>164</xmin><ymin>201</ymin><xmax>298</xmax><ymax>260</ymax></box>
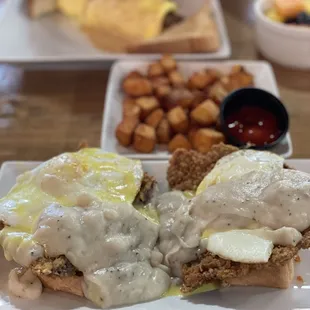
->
<box><xmin>133</xmin><ymin>124</ymin><xmax>156</xmax><ymax>153</ymax></box>
<box><xmin>168</xmin><ymin>134</ymin><xmax>192</xmax><ymax>153</ymax></box>
<box><xmin>221</xmin><ymin>67</ymin><xmax>254</xmax><ymax>92</ymax></box>
<box><xmin>123</xmin><ymin>78</ymin><xmax>153</xmax><ymax>97</ymax></box>
<box><xmin>164</xmin><ymin>88</ymin><xmax>194</xmax><ymax>110</ymax></box>
<box><xmin>145</xmin><ymin>109</ymin><xmax>164</xmax><ymax>129</ymax></box>
<box><xmin>208</xmin><ymin>81</ymin><xmax>228</xmax><ymax>104</ymax></box>
<box><xmin>188</xmin><ymin>126</ymin><xmax>199</xmax><ymax>145</ymax></box>
<box><xmin>151</xmin><ymin>76</ymin><xmax>170</xmax><ymax>88</ymax></box>
<box><xmin>190</xmin><ymin>99</ymin><xmax>219</xmax><ymax>126</ymax></box>
<box><xmin>123</xmin><ymin>97</ymin><xmax>136</xmax><ymax>106</ymax></box>
<box><xmin>147</xmin><ymin>62</ymin><xmax>165</xmax><ymax>78</ymax></box>
<box><xmin>115</xmin><ymin>117</ymin><xmax>139</xmax><ymax>147</ymax></box>
<box><xmin>160</xmin><ymin>54</ymin><xmax>177</xmax><ymax>72</ymax></box>
<box><xmin>167</xmin><ymin>106</ymin><xmax>189</xmax><ymax>134</ymax></box>
<box><xmin>168</xmin><ymin>71</ymin><xmax>185</xmax><ymax>87</ymax></box>
<box><xmin>136</xmin><ymin>96</ymin><xmax>160</xmax><ymax>119</ymax></box>
<box><xmin>154</xmin><ymin>84</ymin><xmax>172</xmax><ymax>99</ymax></box>
<box><xmin>192</xmin><ymin>128</ymin><xmax>225</xmax><ymax>153</ymax></box>
<box><xmin>188</xmin><ymin>70</ymin><xmax>215</xmax><ymax>90</ymax></box>
<box><xmin>123</xmin><ymin>102</ymin><xmax>141</xmax><ymax>119</ymax></box>
<box><xmin>123</xmin><ymin>71</ymin><xmax>144</xmax><ymax>81</ymax></box>
<box><xmin>156</xmin><ymin>118</ymin><xmax>171</xmax><ymax>144</ymax></box>
<box><xmin>190</xmin><ymin>90</ymin><xmax>208</xmax><ymax>110</ymax></box>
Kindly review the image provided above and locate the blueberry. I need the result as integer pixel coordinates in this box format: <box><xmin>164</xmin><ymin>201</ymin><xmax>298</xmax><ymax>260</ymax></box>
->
<box><xmin>296</xmin><ymin>12</ymin><xmax>310</xmax><ymax>25</ymax></box>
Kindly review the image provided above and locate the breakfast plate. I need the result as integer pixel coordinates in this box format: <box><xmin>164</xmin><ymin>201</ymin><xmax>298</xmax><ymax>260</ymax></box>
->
<box><xmin>101</xmin><ymin>60</ymin><xmax>293</xmax><ymax>160</ymax></box>
<box><xmin>0</xmin><ymin>0</ymin><xmax>230</xmax><ymax>65</ymax></box>
<box><xmin>0</xmin><ymin>158</ymin><xmax>309</xmax><ymax>310</ymax></box>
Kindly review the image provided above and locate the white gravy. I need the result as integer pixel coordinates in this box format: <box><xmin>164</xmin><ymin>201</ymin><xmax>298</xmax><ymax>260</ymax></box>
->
<box><xmin>157</xmin><ymin>168</ymin><xmax>310</xmax><ymax>276</ymax></box>
<box><xmin>33</xmin><ymin>202</ymin><xmax>170</xmax><ymax>308</ymax></box>
<box><xmin>8</xmin><ymin>268</ymin><xmax>42</xmax><ymax>300</ymax></box>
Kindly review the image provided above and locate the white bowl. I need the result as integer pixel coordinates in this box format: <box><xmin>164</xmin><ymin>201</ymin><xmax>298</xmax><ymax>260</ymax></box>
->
<box><xmin>254</xmin><ymin>0</ymin><xmax>310</xmax><ymax>69</ymax></box>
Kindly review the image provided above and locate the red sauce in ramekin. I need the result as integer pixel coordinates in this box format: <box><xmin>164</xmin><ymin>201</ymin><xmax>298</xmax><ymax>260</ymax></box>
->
<box><xmin>226</xmin><ymin>106</ymin><xmax>282</xmax><ymax>146</ymax></box>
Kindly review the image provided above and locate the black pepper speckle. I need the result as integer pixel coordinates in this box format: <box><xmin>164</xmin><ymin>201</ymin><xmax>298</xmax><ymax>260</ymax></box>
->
<box><xmin>289</xmin><ymin>213</ymin><xmax>292</xmax><ymax>216</ymax></box>
<box><xmin>67</xmin><ymin>235</ymin><xmax>71</xmax><ymax>239</ymax></box>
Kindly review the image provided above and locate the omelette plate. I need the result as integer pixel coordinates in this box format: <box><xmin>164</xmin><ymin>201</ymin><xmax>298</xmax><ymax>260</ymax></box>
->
<box><xmin>0</xmin><ymin>159</ymin><xmax>309</xmax><ymax>309</ymax></box>
<box><xmin>0</xmin><ymin>0</ymin><xmax>230</xmax><ymax>66</ymax></box>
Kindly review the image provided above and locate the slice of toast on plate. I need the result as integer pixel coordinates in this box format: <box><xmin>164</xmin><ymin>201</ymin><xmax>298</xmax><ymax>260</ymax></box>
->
<box><xmin>227</xmin><ymin>259</ymin><xmax>294</xmax><ymax>289</ymax></box>
<box><xmin>36</xmin><ymin>258</ymin><xmax>294</xmax><ymax>299</ymax></box>
<box><xmin>127</xmin><ymin>5</ymin><xmax>220</xmax><ymax>54</ymax></box>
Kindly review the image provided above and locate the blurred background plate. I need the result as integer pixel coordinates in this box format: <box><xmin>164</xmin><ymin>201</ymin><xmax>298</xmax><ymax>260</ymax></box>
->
<box><xmin>101</xmin><ymin>60</ymin><xmax>293</xmax><ymax>160</ymax></box>
<box><xmin>0</xmin><ymin>0</ymin><xmax>231</xmax><ymax>66</ymax></box>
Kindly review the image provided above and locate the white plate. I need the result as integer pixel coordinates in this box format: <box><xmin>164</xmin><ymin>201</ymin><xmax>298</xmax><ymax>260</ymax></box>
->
<box><xmin>0</xmin><ymin>0</ymin><xmax>230</xmax><ymax>64</ymax></box>
<box><xmin>101</xmin><ymin>60</ymin><xmax>293</xmax><ymax>160</ymax></box>
<box><xmin>0</xmin><ymin>158</ymin><xmax>309</xmax><ymax>310</ymax></box>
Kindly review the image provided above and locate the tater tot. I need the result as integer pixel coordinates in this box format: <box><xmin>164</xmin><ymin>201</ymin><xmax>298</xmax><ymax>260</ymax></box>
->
<box><xmin>192</xmin><ymin>128</ymin><xmax>225</xmax><ymax>153</ymax></box>
<box><xmin>156</xmin><ymin>118</ymin><xmax>171</xmax><ymax>144</ymax></box>
<box><xmin>133</xmin><ymin>124</ymin><xmax>156</xmax><ymax>153</ymax></box>
<box><xmin>167</xmin><ymin>106</ymin><xmax>189</xmax><ymax>133</ymax></box>
<box><xmin>168</xmin><ymin>134</ymin><xmax>192</xmax><ymax>153</ymax></box>
<box><xmin>123</xmin><ymin>78</ymin><xmax>153</xmax><ymax>97</ymax></box>
<box><xmin>115</xmin><ymin>117</ymin><xmax>139</xmax><ymax>147</ymax></box>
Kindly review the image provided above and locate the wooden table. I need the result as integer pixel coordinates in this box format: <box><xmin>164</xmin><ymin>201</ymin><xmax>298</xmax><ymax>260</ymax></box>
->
<box><xmin>0</xmin><ymin>0</ymin><xmax>309</xmax><ymax>163</ymax></box>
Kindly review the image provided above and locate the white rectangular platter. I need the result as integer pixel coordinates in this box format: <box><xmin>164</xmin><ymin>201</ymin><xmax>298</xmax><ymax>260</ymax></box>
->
<box><xmin>0</xmin><ymin>0</ymin><xmax>230</xmax><ymax>64</ymax></box>
<box><xmin>0</xmin><ymin>159</ymin><xmax>309</xmax><ymax>309</ymax></box>
<box><xmin>101</xmin><ymin>60</ymin><xmax>293</xmax><ymax>160</ymax></box>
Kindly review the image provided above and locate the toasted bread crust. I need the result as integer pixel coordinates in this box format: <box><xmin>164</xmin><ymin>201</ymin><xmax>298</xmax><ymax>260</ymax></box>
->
<box><xmin>226</xmin><ymin>259</ymin><xmax>294</xmax><ymax>289</ymax></box>
<box><xmin>38</xmin><ymin>274</ymin><xmax>84</xmax><ymax>297</ymax></box>
<box><xmin>128</xmin><ymin>5</ymin><xmax>220</xmax><ymax>54</ymax></box>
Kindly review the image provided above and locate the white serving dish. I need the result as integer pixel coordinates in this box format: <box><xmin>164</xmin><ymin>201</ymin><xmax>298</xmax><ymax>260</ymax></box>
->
<box><xmin>101</xmin><ymin>60</ymin><xmax>293</xmax><ymax>160</ymax></box>
<box><xmin>254</xmin><ymin>0</ymin><xmax>310</xmax><ymax>69</ymax></box>
<box><xmin>0</xmin><ymin>158</ymin><xmax>310</xmax><ymax>310</ymax></box>
<box><xmin>0</xmin><ymin>0</ymin><xmax>230</xmax><ymax>65</ymax></box>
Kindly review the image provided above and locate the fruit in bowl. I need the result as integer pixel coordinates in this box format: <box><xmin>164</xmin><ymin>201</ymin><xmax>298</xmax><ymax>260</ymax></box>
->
<box><xmin>265</xmin><ymin>0</ymin><xmax>310</xmax><ymax>25</ymax></box>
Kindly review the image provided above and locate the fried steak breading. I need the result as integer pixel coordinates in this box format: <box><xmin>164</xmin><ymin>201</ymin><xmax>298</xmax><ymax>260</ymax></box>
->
<box><xmin>135</xmin><ymin>172</ymin><xmax>158</xmax><ymax>203</ymax></box>
<box><xmin>31</xmin><ymin>256</ymin><xmax>81</xmax><ymax>277</ymax></box>
<box><xmin>167</xmin><ymin>143</ymin><xmax>238</xmax><ymax>191</ymax></box>
<box><xmin>182</xmin><ymin>231</ymin><xmax>310</xmax><ymax>293</ymax></box>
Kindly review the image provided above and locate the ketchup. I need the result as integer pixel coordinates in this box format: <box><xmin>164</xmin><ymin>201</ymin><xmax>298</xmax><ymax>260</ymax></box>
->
<box><xmin>226</xmin><ymin>106</ymin><xmax>281</xmax><ymax>146</ymax></box>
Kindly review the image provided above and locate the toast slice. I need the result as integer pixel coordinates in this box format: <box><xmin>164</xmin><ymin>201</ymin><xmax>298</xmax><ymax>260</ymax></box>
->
<box><xmin>26</xmin><ymin>0</ymin><xmax>57</xmax><ymax>18</ymax></box>
<box><xmin>36</xmin><ymin>258</ymin><xmax>294</xmax><ymax>299</ymax></box>
<box><xmin>227</xmin><ymin>259</ymin><xmax>294</xmax><ymax>289</ymax></box>
<box><xmin>127</xmin><ymin>5</ymin><xmax>220</xmax><ymax>54</ymax></box>
<box><xmin>37</xmin><ymin>274</ymin><xmax>84</xmax><ymax>297</ymax></box>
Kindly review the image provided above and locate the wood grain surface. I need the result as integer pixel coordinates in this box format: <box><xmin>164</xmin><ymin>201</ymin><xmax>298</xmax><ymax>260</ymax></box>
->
<box><xmin>0</xmin><ymin>0</ymin><xmax>309</xmax><ymax>163</ymax></box>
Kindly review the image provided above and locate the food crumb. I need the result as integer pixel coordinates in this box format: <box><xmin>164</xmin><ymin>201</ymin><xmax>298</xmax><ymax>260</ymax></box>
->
<box><xmin>294</xmin><ymin>255</ymin><xmax>301</xmax><ymax>263</ymax></box>
<box><xmin>296</xmin><ymin>275</ymin><xmax>304</xmax><ymax>283</ymax></box>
